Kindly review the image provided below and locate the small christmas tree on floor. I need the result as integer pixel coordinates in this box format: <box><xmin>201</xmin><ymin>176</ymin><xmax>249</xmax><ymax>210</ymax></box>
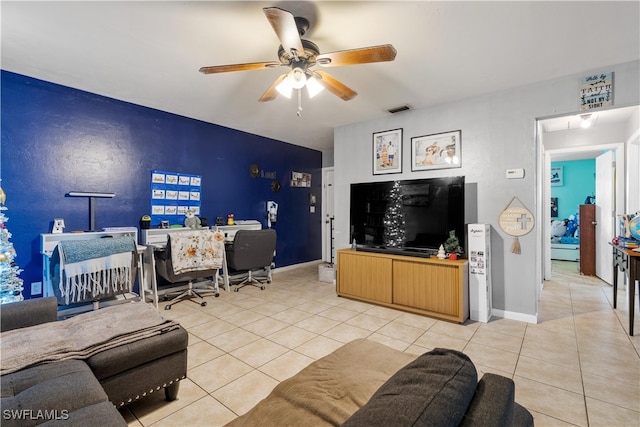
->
<box><xmin>383</xmin><ymin>181</ymin><xmax>406</xmax><ymax>247</ymax></box>
<box><xmin>0</xmin><ymin>184</ymin><xmax>24</xmax><ymax>304</ymax></box>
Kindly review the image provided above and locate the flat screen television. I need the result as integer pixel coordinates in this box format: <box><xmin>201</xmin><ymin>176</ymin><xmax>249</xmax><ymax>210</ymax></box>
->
<box><xmin>350</xmin><ymin>176</ymin><xmax>465</xmax><ymax>257</ymax></box>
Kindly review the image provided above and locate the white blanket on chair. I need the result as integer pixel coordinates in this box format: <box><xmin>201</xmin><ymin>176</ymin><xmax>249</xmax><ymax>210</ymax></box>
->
<box><xmin>169</xmin><ymin>230</ymin><xmax>225</xmax><ymax>275</ymax></box>
<box><xmin>56</xmin><ymin>237</ymin><xmax>135</xmax><ymax>305</ymax></box>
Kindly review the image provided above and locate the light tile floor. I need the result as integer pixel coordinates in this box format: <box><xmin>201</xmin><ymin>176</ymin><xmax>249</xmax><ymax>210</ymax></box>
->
<box><xmin>120</xmin><ymin>260</ymin><xmax>640</xmax><ymax>427</ymax></box>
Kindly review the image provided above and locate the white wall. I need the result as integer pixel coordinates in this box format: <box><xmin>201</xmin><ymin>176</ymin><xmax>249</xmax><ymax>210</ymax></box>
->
<box><xmin>626</xmin><ymin>111</ymin><xmax>640</xmax><ymax>213</ymax></box>
<box><xmin>334</xmin><ymin>60</ymin><xmax>640</xmax><ymax>321</ymax></box>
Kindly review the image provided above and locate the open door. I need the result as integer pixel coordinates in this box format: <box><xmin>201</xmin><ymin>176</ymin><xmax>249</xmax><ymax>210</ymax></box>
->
<box><xmin>595</xmin><ymin>150</ymin><xmax>614</xmax><ymax>284</ymax></box>
<box><xmin>322</xmin><ymin>167</ymin><xmax>335</xmax><ymax>263</ymax></box>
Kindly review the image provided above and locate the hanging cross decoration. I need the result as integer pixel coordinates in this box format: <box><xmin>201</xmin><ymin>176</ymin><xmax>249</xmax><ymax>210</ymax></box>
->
<box><xmin>517</xmin><ymin>213</ymin><xmax>532</xmax><ymax>230</ymax></box>
<box><xmin>498</xmin><ymin>197</ymin><xmax>535</xmax><ymax>254</ymax></box>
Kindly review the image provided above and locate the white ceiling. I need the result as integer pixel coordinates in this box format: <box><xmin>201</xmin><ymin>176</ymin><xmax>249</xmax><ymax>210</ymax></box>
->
<box><xmin>540</xmin><ymin>105</ymin><xmax>640</xmax><ymax>161</ymax></box>
<box><xmin>2</xmin><ymin>1</ymin><xmax>639</xmax><ymax>152</ymax></box>
<box><xmin>541</xmin><ymin>107</ymin><xmax>639</xmax><ymax>134</ymax></box>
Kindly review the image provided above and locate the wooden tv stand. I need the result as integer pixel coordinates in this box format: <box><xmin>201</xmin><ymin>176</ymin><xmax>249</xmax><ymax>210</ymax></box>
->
<box><xmin>336</xmin><ymin>249</ymin><xmax>469</xmax><ymax>323</ymax></box>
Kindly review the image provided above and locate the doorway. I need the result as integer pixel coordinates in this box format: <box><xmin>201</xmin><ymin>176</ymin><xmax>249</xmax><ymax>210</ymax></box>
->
<box><xmin>321</xmin><ymin>167</ymin><xmax>335</xmax><ymax>264</ymax></box>
<box><xmin>539</xmin><ymin>106</ymin><xmax>638</xmax><ymax>286</ymax></box>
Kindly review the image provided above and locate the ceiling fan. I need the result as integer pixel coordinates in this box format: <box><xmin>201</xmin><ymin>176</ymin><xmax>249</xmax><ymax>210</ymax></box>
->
<box><xmin>199</xmin><ymin>7</ymin><xmax>397</xmax><ymax>103</ymax></box>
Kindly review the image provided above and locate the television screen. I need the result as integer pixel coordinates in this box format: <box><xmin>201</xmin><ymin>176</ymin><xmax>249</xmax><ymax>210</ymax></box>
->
<box><xmin>350</xmin><ymin>176</ymin><xmax>465</xmax><ymax>256</ymax></box>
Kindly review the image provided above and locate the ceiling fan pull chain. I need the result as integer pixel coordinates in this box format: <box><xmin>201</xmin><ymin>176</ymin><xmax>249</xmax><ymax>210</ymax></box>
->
<box><xmin>297</xmin><ymin>89</ymin><xmax>303</xmax><ymax>117</ymax></box>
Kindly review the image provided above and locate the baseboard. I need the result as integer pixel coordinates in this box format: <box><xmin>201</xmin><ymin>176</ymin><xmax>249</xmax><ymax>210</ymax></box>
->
<box><xmin>272</xmin><ymin>259</ymin><xmax>324</xmax><ymax>273</ymax></box>
<box><xmin>490</xmin><ymin>308</ymin><xmax>538</xmax><ymax>324</ymax></box>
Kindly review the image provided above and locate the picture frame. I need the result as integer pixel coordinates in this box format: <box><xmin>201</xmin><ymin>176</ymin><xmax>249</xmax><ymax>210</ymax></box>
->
<box><xmin>372</xmin><ymin>128</ymin><xmax>402</xmax><ymax>175</ymax></box>
<box><xmin>290</xmin><ymin>171</ymin><xmax>311</xmax><ymax>187</ymax></box>
<box><xmin>411</xmin><ymin>130</ymin><xmax>462</xmax><ymax>171</ymax></box>
<box><xmin>551</xmin><ymin>166</ymin><xmax>563</xmax><ymax>186</ymax></box>
<box><xmin>551</xmin><ymin>197</ymin><xmax>559</xmax><ymax>218</ymax></box>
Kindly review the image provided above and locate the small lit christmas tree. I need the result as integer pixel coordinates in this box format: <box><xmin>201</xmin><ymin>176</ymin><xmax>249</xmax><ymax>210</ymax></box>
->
<box><xmin>383</xmin><ymin>181</ymin><xmax>406</xmax><ymax>247</ymax></box>
<box><xmin>0</xmin><ymin>184</ymin><xmax>24</xmax><ymax>304</ymax></box>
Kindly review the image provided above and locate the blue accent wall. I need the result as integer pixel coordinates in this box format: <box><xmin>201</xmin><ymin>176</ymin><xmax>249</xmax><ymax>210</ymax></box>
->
<box><xmin>1</xmin><ymin>71</ymin><xmax>323</xmax><ymax>298</ymax></box>
<box><xmin>551</xmin><ymin>159</ymin><xmax>596</xmax><ymax>220</ymax></box>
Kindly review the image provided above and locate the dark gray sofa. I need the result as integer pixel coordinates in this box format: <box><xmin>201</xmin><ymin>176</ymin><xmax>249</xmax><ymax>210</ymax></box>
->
<box><xmin>1</xmin><ymin>297</ymin><xmax>188</xmax><ymax>426</ymax></box>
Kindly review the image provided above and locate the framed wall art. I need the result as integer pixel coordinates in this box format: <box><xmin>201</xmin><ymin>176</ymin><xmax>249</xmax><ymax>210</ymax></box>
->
<box><xmin>551</xmin><ymin>197</ymin><xmax>559</xmax><ymax>218</ymax></box>
<box><xmin>411</xmin><ymin>130</ymin><xmax>461</xmax><ymax>171</ymax></box>
<box><xmin>550</xmin><ymin>166</ymin><xmax>563</xmax><ymax>186</ymax></box>
<box><xmin>291</xmin><ymin>171</ymin><xmax>311</xmax><ymax>187</ymax></box>
<box><xmin>372</xmin><ymin>128</ymin><xmax>402</xmax><ymax>175</ymax></box>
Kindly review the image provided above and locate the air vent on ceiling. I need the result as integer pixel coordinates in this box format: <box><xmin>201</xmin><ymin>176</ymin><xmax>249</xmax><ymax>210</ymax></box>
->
<box><xmin>387</xmin><ymin>105</ymin><xmax>411</xmax><ymax>114</ymax></box>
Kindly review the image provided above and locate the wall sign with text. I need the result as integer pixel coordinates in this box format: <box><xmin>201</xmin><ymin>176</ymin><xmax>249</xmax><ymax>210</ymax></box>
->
<box><xmin>580</xmin><ymin>72</ymin><xmax>613</xmax><ymax>111</ymax></box>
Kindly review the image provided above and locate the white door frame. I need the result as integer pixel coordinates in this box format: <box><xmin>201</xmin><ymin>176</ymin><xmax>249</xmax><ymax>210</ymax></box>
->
<box><xmin>542</xmin><ymin>143</ymin><xmax>624</xmax><ymax>283</ymax></box>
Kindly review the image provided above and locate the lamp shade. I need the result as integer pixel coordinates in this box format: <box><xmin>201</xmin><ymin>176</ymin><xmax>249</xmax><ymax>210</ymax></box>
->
<box><xmin>276</xmin><ymin>78</ymin><xmax>293</xmax><ymax>98</ymax></box>
<box><xmin>287</xmin><ymin>68</ymin><xmax>306</xmax><ymax>89</ymax></box>
<box><xmin>306</xmin><ymin>76</ymin><xmax>324</xmax><ymax>98</ymax></box>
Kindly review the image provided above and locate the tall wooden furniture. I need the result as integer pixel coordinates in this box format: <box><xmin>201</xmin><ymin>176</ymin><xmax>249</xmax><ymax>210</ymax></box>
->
<box><xmin>337</xmin><ymin>249</ymin><xmax>469</xmax><ymax>323</ymax></box>
<box><xmin>579</xmin><ymin>204</ymin><xmax>596</xmax><ymax>276</ymax></box>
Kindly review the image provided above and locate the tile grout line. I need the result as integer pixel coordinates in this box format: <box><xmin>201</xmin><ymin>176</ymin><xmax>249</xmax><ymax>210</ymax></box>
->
<box><xmin>569</xmin><ymin>282</ymin><xmax>592</xmax><ymax>427</ymax></box>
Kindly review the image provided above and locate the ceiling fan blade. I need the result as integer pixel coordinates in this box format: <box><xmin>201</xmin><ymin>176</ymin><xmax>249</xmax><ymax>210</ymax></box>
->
<box><xmin>199</xmin><ymin>62</ymin><xmax>280</xmax><ymax>74</ymax></box>
<box><xmin>263</xmin><ymin>7</ymin><xmax>305</xmax><ymax>59</ymax></box>
<box><xmin>315</xmin><ymin>70</ymin><xmax>357</xmax><ymax>101</ymax></box>
<box><xmin>316</xmin><ymin>44</ymin><xmax>397</xmax><ymax>67</ymax></box>
<box><xmin>259</xmin><ymin>74</ymin><xmax>287</xmax><ymax>102</ymax></box>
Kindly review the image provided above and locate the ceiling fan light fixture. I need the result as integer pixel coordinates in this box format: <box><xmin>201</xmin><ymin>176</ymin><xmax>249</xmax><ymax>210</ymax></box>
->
<box><xmin>276</xmin><ymin>77</ymin><xmax>293</xmax><ymax>98</ymax></box>
<box><xmin>287</xmin><ymin>67</ymin><xmax>307</xmax><ymax>89</ymax></box>
<box><xmin>306</xmin><ymin>75</ymin><xmax>324</xmax><ymax>98</ymax></box>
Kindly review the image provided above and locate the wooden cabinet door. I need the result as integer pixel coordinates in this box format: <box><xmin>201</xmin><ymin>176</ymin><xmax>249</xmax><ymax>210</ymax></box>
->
<box><xmin>579</xmin><ymin>204</ymin><xmax>596</xmax><ymax>276</ymax></box>
<box><xmin>337</xmin><ymin>252</ymin><xmax>392</xmax><ymax>303</ymax></box>
<box><xmin>393</xmin><ymin>260</ymin><xmax>461</xmax><ymax>317</ymax></box>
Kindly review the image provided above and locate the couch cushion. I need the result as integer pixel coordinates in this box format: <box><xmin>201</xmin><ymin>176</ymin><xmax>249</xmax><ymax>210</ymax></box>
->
<box><xmin>342</xmin><ymin>348</ymin><xmax>478</xmax><ymax>427</ymax></box>
<box><xmin>459</xmin><ymin>373</ymin><xmax>515</xmax><ymax>426</ymax></box>
<box><xmin>225</xmin><ymin>339</ymin><xmax>416</xmax><ymax>427</ymax></box>
<box><xmin>459</xmin><ymin>374</ymin><xmax>533</xmax><ymax>426</ymax></box>
<box><xmin>0</xmin><ymin>360</ymin><xmax>109</xmax><ymax>427</ymax></box>
<box><xmin>0</xmin><ymin>297</ymin><xmax>58</xmax><ymax>332</ymax></box>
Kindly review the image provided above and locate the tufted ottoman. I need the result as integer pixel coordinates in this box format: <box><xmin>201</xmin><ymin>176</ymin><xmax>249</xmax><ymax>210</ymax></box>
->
<box><xmin>87</xmin><ymin>324</ymin><xmax>188</xmax><ymax>407</ymax></box>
